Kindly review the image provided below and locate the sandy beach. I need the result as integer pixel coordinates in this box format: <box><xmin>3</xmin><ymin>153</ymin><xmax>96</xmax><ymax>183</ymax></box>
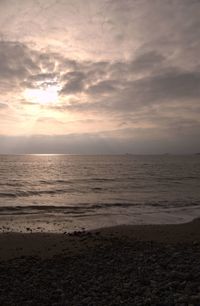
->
<box><xmin>0</xmin><ymin>219</ymin><xmax>200</xmax><ymax>305</ymax></box>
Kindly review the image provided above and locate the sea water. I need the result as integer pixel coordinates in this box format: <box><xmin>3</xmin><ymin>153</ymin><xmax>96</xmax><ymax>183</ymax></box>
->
<box><xmin>0</xmin><ymin>154</ymin><xmax>199</xmax><ymax>232</ymax></box>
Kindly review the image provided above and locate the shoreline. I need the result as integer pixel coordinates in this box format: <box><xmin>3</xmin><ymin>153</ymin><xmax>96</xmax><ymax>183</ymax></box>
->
<box><xmin>0</xmin><ymin>207</ymin><xmax>200</xmax><ymax>234</ymax></box>
<box><xmin>0</xmin><ymin>218</ymin><xmax>200</xmax><ymax>261</ymax></box>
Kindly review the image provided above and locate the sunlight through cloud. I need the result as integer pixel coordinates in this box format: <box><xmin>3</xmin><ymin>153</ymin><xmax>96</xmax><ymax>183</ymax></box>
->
<box><xmin>24</xmin><ymin>84</ymin><xmax>60</xmax><ymax>105</ymax></box>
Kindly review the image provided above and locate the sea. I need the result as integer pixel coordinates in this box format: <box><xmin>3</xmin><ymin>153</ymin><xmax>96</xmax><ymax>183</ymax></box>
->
<box><xmin>0</xmin><ymin>154</ymin><xmax>200</xmax><ymax>232</ymax></box>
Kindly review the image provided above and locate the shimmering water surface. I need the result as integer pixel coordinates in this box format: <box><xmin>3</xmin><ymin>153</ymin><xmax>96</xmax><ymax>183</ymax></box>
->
<box><xmin>0</xmin><ymin>154</ymin><xmax>200</xmax><ymax>231</ymax></box>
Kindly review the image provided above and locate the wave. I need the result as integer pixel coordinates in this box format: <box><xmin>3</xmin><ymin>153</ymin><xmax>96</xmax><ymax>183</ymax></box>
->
<box><xmin>0</xmin><ymin>203</ymin><xmax>133</xmax><ymax>213</ymax></box>
<box><xmin>0</xmin><ymin>200</ymin><xmax>199</xmax><ymax>216</ymax></box>
<box><xmin>0</xmin><ymin>185</ymin><xmax>120</xmax><ymax>198</ymax></box>
<box><xmin>0</xmin><ymin>205</ymin><xmax>91</xmax><ymax>215</ymax></box>
<box><xmin>0</xmin><ymin>189</ymin><xmax>76</xmax><ymax>198</ymax></box>
<box><xmin>0</xmin><ymin>203</ymin><xmax>134</xmax><ymax>216</ymax></box>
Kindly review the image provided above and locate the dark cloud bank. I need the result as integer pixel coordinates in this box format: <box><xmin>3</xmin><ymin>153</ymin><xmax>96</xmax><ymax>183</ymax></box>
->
<box><xmin>0</xmin><ymin>132</ymin><xmax>199</xmax><ymax>154</ymax></box>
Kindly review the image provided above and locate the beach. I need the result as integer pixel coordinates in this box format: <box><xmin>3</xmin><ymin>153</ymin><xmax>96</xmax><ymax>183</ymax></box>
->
<box><xmin>0</xmin><ymin>219</ymin><xmax>200</xmax><ymax>305</ymax></box>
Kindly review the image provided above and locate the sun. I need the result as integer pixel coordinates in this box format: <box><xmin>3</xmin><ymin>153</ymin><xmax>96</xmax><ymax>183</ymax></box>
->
<box><xmin>24</xmin><ymin>84</ymin><xmax>60</xmax><ymax>105</ymax></box>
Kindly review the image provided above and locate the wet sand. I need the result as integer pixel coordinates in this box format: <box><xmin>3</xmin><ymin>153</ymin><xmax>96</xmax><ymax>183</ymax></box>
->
<box><xmin>0</xmin><ymin>219</ymin><xmax>200</xmax><ymax>305</ymax></box>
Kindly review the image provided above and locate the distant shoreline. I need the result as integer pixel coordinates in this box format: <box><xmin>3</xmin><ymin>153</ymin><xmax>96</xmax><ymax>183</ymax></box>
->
<box><xmin>0</xmin><ymin>153</ymin><xmax>199</xmax><ymax>155</ymax></box>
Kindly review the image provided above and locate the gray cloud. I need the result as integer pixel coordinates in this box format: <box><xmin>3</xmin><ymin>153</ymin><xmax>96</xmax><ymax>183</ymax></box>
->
<box><xmin>0</xmin><ymin>41</ymin><xmax>39</xmax><ymax>80</ymax></box>
<box><xmin>87</xmin><ymin>80</ymin><xmax>118</xmax><ymax>95</ymax></box>
<box><xmin>60</xmin><ymin>71</ymin><xmax>85</xmax><ymax>94</ymax></box>
<box><xmin>57</xmin><ymin>68</ymin><xmax>200</xmax><ymax>114</ymax></box>
<box><xmin>129</xmin><ymin>51</ymin><xmax>165</xmax><ymax>73</ymax></box>
<box><xmin>0</xmin><ymin>41</ymin><xmax>63</xmax><ymax>92</ymax></box>
<box><xmin>0</xmin><ymin>102</ymin><xmax>8</xmax><ymax>109</ymax></box>
<box><xmin>136</xmin><ymin>70</ymin><xmax>200</xmax><ymax>101</ymax></box>
<box><xmin>28</xmin><ymin>72</ymin><xmax>58</xmax><ymax>82</ymax></box>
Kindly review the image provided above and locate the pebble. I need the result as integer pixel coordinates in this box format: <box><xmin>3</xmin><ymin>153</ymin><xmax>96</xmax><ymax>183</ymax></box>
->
<box><xmin>0</xmin><ymin>237</ymin><xmax>199</xmax><ymax>306</ymax></box>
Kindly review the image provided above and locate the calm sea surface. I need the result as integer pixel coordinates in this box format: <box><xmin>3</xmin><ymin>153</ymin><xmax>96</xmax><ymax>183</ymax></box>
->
<box><xmin>0</xmin><ymin>154</ymin><xmax>200</xmax><ymax>231</ymax></box>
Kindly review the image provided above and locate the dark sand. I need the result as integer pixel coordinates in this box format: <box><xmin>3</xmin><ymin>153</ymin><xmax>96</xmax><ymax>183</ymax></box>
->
<box><xmin>0</xmin><ymin>219</ymin><xmax>200</xmax><ymax>305</ymax></box>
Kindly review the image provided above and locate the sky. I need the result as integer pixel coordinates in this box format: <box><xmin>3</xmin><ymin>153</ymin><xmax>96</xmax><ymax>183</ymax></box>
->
<box><xmin>0</xmin><ymin>0</ymin><xmax>200</xmax><ymax>154</ymax></box>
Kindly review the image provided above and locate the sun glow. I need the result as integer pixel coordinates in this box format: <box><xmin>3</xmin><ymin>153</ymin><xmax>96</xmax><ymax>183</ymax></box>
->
<box><xmin>24</xmin><ymin>84</ymin><xmax>60</xmax><ymax>105</ymax></box>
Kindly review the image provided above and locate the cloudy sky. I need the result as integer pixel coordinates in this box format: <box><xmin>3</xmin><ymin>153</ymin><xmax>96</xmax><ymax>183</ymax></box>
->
<box><xmin>0</xmin><ymin>0</ymin><xmax>200</xmax><ymax>154</ymax></box>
